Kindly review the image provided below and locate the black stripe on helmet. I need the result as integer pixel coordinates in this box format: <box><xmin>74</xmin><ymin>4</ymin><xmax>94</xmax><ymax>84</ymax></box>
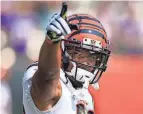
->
<box><xmin>78</xmin><ymin>22</ymin><xmax>105</xmax><ymax>32</ymax></box>
<box><xmin>68</xmin><ymin>16</ymin><xmax>100</xmax><ymax>23</ymax></box>
<box><xmin>68</xmin><ymin>29</ymin><xmax>105</xmax><ymax>40</ymax></box>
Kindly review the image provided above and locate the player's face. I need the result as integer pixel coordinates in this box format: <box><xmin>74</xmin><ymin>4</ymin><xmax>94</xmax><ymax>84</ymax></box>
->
<box><xmin>67</xmin><ymin>47</ymin><xmax>102</xmax><ymax>72</ymax></box>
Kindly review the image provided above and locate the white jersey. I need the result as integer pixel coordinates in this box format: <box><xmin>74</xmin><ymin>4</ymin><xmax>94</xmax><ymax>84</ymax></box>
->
<box><xmin>23</xmin><ymin>63</ymin><xmax>94</xmax><ymax>114</ymax></box>
<box><xmin>1</xmin><ymin>81</ymin><xmax>12</xmax><ymax>114</ymax></box>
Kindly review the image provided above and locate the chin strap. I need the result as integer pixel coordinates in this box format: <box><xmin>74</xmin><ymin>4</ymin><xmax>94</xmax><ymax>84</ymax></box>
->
<box><xmin>60</xmin><ymin>69</ymin><xmax>94</xmax><ymax>113</ymax></box>
<box><xmin>92</xmin><ymin>82</ymin><xmax>100</xmax><ymax>90</ymax></box>
<box><xmin>62</xmin><ymin>54</ymin><xmax>70</xmax><ymax>71</ymax></box>
<box><xmin>66</xmin><ymin>74</ymin><xmax>83</xmax><ymax>89</ymax></box>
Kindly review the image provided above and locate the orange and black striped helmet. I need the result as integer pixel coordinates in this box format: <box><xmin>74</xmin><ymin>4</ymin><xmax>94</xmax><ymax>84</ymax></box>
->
<box><xmin>62</xmin><ymin>14</ymin><xmax>111</xmax><ymax>84</ymax></box>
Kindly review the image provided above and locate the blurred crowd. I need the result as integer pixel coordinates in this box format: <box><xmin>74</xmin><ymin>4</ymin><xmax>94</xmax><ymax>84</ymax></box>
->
<box><xmin>1</xmin><ymin>1</ymin><xmax>143</xmax><ymax>114</ymax></box>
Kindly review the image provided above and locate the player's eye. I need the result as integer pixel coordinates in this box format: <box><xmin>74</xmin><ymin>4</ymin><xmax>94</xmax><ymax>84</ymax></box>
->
<box><xmin>90</xmin><ymin>54</ymin><xmax>96</xmax><ymax>59</ymax></box>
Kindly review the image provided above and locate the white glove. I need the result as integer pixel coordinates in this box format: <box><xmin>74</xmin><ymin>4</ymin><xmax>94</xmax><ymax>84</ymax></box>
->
<box><xmin>46</xmin><ymin>13</ymin><xmax>71</xmax><ymax>44</ymax></box>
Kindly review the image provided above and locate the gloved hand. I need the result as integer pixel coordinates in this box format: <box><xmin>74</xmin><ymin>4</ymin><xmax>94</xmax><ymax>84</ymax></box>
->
<box><xmin>46</xmin><ymin>13</ymin><xmax>71</xmax><ymax>44</ymax></box>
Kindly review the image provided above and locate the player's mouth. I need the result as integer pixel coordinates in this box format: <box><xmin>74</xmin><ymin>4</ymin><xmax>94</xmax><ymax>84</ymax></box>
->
<box><xmin>77</xmin><ymin>63</ymin><xmax>94</xmax><ymax>73</ymax></box>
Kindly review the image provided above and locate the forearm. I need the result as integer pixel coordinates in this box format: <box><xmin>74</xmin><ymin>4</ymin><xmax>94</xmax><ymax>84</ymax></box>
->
<box><xmin>38</xmin><ymin>37</ymin><xmax>61</xmax><ymax>79</ymax></box>
<box><xmin>31</xmin><ymin>37</ymin><xmax>61</xmax><ymax>101</ymax></box>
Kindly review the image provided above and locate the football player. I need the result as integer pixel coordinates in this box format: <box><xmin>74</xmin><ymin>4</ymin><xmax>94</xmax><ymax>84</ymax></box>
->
<box><xmin>23</xmin><ymin>3</ymin><xmax>110</xmax><ymax>114</ymax></box>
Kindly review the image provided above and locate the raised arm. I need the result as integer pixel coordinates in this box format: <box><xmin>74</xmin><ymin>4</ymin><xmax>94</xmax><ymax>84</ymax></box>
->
<box><xmin>31</xmin><ymin>13</ymin><xmax>71</xmax><ymax>111</ymax></box>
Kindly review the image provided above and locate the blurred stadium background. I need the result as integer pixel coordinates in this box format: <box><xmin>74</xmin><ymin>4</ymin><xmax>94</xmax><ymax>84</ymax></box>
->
<box><xmin>1</xmin><ymin>1</ymin><xmax>143</xmax><ymax>114</ymax></box>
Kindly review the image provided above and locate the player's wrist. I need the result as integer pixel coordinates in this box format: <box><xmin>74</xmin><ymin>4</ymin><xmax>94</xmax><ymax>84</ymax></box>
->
<box><xmin>46</xmin><ymin>36</ymin><xmax>61</xmax><ymax>44</ymax></box>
